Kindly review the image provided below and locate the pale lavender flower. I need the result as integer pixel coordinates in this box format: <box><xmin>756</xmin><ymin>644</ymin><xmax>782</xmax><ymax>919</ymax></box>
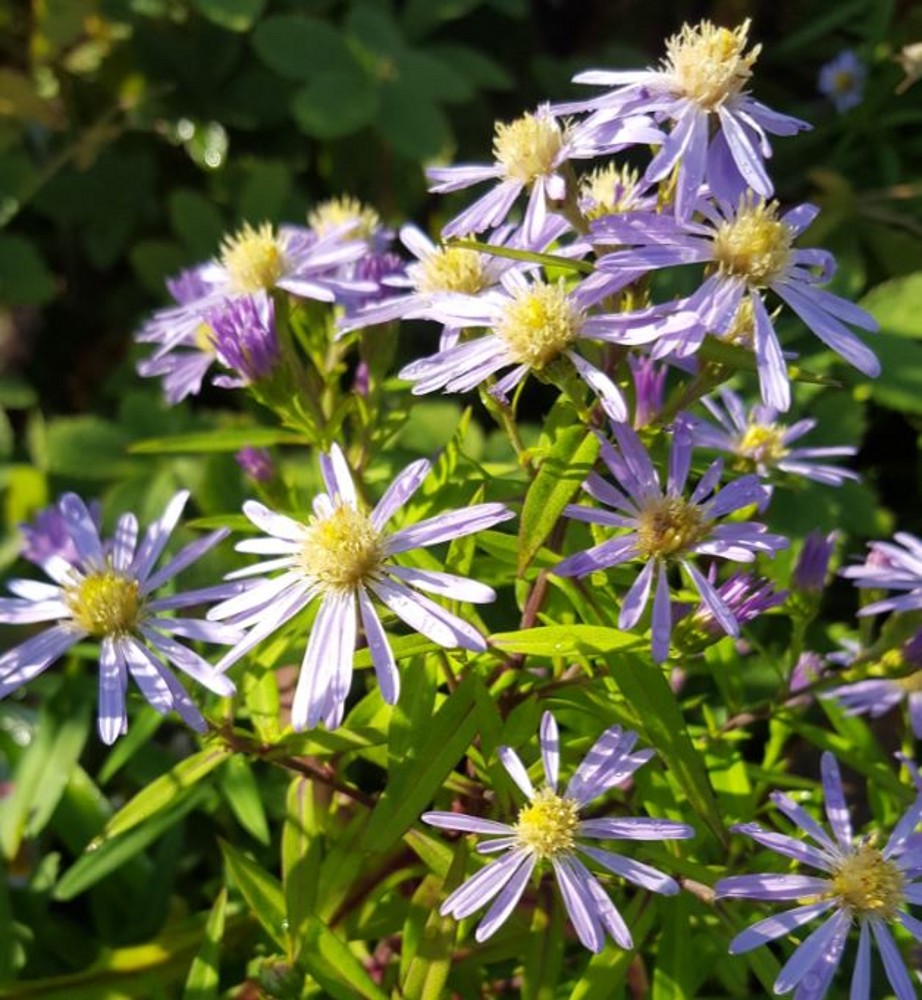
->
<box><xmin>235</xmin><ymin>447</ymin><xmax>275</xmax><ymax>484</ymax></box>
<box><xmin>692</xmin><ymin>388</ymin><xmax>858</xmax><ymax>485</ymax></box>
<box><xmin>427</xmin><ymin>104</ymin><xmax>660</xmax><ymax>243</ymax></box>
<box><xmin>793</xmin><ymin>531</ymin><xmax>839</xmax><ymax>594</ymax></box>
<box><xmin>716</xmin><ymin>752</ymin><xmax>922</xmax><ymax>1000</ymax></box>
<box><xmin>20</xmin><ymin>501</ymin><xmax>99</xmax><ymax>566</ymax></box>
<box><xmin>0</xmin><ymin>492</ymin><xmax>241</xmax><ymax>743</ymax></box>
<box><xmin>423</xmin><ymin>711</ymin><xmax>693</xmax><ymax>951</ymax></box>
<box><xmin>560</xmin><ymin>19</ymin><xmax>809</xmax><ymax>217</ymax></box>
<box><xmin>398</xmin><ymin>270</ymin><xmax>700</xmax><ymax>423</ymax></box>
<box><xmin>819</xmin><ymin>50</ymin><xmax>866</xmax><ymax>114</ymax></box>
<box><xmin>207</xmin><ymin>292</ymin><xmax>279</xmax><ymax>387</ymax></box>
<box><xmin>590</xmin><ymin>198</ymin><xmax>879</xmax><ymax>411</ymax></box>
<box><xmin>208</xmin><ymin>444</ymin><xmax>513</xmax><ymax>731</ymax></box>
<box><xmin>841</xmin><ymin>533</ymin><xmax>922</xmax><ymax>616</ymax></box>
<box><xmin>555</xmin><ymin>417</ymin><xmax>786</xmax><ymax>662</ymax></box>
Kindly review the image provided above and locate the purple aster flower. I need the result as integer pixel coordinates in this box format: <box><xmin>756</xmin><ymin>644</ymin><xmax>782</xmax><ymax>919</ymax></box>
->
<box><xmin>578</xmin><ymin>163</ymin><xmax>655</xmax><ymax>221</ymax></box>
<box><xmin>20</xmin><ymin>500</ymin><xmax>100</xmax><ymax>566</ymax></box>
<box><xmin>235</xmin><ymin>447</ymin><xmax>275</xmax><ymax>484</ymax></box>
<box><xmin>790</xmin><ymin>650</ymin><xmax>828</xmax><ymax>695</ymax></box>
<box><xmin>208</xmin><ymin>444</ymin><xmax>513</xmax><ymax>731</ymax></box>
<box><xmin>427</xmin><ymin>104</ymin><xmax>660</xmax><ymax>243</ymax></box>
<box><xmin>560</xmin><ymin>19</ymin><xmax>809</xmax><ymax>218</ymax></box>
<box><xmin>554</xmin><ymin>417</ymin><xmax>787</xmax><ymax>662</ymax></box>
<box><xmin>591</xmin><ymin>198</ymin><xmax>880</xmax><ymax>411</ymax></box>
<box><xmin>0</xmin><ymin>492</ymin><xmax>241</xmax><ymax>743</ymax></box>
<box><xmin>628</xmin><ymin>355</ymin><xmax>668</xmax><ymax>429</ymax></box>
<box><xmin>692</xmin><ymin>388</ymin><xmax>858</xmax><ymax>485</ymax></box>
<box><xmin>793</xmin><ymin>531</ymin><xmax>839</xmax><ymax>594</ymax></box>
<box><xmin>207</xmin><ymin>292</ymin><xmax>279</xmax><ymax>387</ymax></box>
<box><xmin>841</xmin><ymin>532</ymin><xmax>922</xmax><ymax>616</ymax></box>
<box><xmin>819</xmin><ymin>50</ymin><xmax>867</xmax><ymax>114</ymax></box>
<box><xmin>398</xmin><ymin>271</ymin><xmax>700</xmax><ymax>423</ymax></box>
<box><xmin>715</xmin><ymin>752</ymin><xmax>922</xmax><ymax>1000</ymax></box>
<box><xmin>423</xmin><ymin>711</ymin><xmax>693</xmax><ymax>951</ymax></box>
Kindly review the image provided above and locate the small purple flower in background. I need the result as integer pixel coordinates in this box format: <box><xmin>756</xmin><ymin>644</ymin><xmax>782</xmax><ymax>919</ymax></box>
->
<box><xmin>790</xmin><ymin>650</ymin><xmax>828</xmax><ymax>695</ymax></box>
<box><xmin>207</xmin><ymin>292</ymin><xmax>279</xmax><ymax>388</ymax></box>
<box><xmin>208</xmin><ymin>444</ymin><xmax>513</xmax><ymax>731</ymax></box>
<box><xmin>555</xmin><ymin>417</ymin><xmax>786</xmax><ymax>661</ymax></box>
<box><xmin>818</xmin><ymin>50</ymin><xmax>866</xmax><ymax>114</ymax></box>
<box><xmin>692</xmin><ymin>388</ymin><xmax>858</xmax><ymax>485</ymax></box>
<box><xmin>591</xmin><ymin>197</ymin><xmax>880</xmax><ymax>412</ymax></box>
<box><xmin>423</xmin><ymin>711</ymin><xmax>693</xmax><ymax>951</ymax></box>
<box><xmin>0</xmin><ymin>493</ymin><xmax>241</xmax><ymax>743</ymax></box>
<box><xmin>793</xmin><ymin>531</ymin><xmax>839</xmax><ymax>595</ymax></box>
<box><xmin>235</xmin><ymin>447</ymin><xmax>275</xmax><ymax>484</ymax></box>
<box><xmin>561</xmin><ymin>19</ymin><xmax>809</xmax><ymax>217</ymax></box>
<box><xmin>716</xmin><ymin>752</ymin><xmax>922</xmax><ymax>1000</ymax></box>
<box><xmin>20</xmin><ymin>501</ymin><xmax>99</xmax><ymax>566</ymax></box>
<box><xmin>628</xmin><ymin>355</ymin><xmax>668</xmax><ymax>429</ymax></box>
<box><xmin>841</xmin><ymin>532</ymin><xmax>922</xmax><ymax>616</ymax></box>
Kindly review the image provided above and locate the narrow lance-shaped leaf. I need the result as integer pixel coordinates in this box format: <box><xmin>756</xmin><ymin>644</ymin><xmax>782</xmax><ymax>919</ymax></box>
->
<box><xmin>182</xmin><ymin>888</ymin><xmax>227</xmax><ymax>1000</ymax></box>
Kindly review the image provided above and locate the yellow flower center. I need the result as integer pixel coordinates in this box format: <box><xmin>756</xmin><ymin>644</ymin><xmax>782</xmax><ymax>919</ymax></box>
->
<box><xmin>220</xmin><ymin>222</ymin><xmax>287</xmax><ymax>294</ymax></box>
<box><xmin>721</xmin><ymin>297</ymin><xmax>756</xmax><ymax>347</ymax></box>
<box><xmin>193</xmin><ymin>322</ymin><xmax>215</xmax><ymax>353</ymax></box>
<box><xmin>664</xmin><ymin>19</ymin><xmax>760</xmax><ymax>110</ymax></box>
<box><xmin>65</xmin><ymin>570</ymin><xmax>142</xmax><ymax>638</ymax></box>
<box><xmin>514</xmin><ymin>788</ymin><xmax>580</xmax><ymax>860</ymax></box>
<box><xmin>636</xmin><ymin>496</ymin><xmax>710</xmax><ymax>559</ymax></box>
<box><xmin>308</xmin><ymin>196</ymin><xmax>381</xmax><ymax>240</ymax></box>
<box><xmin>580</xmin><ymin>164</ymin><xmax>641</xmax><ymax>220</ymax></box>
<box><xmin>299</xmin><ymin>504</ymin><xmax>383</xmax><ymax>592</ymax></box>
<box><xmin>898</xmin><ymin>670</ymin><xmax>922</xmax><ymax>693</ymax></box>
<box><xmin>831</xmin><ymin>843</ymin><xmax>905</xmax><ymax>919</ymax></box>
<box><xmin>496</xmin><ymin>281</ymin><xmax>582</xmax><ymax>369</ymax></box>
<box><xmin>832</xmin><ymin>71</ymin><xmax>856</xmax><ymax>95</ymax></box>
<box><xmin>736</xmin><ymin>423</ymin><xmax>789</xmax><ymax>465</ymax></box>
<box><xmin>493</xmin><ymin>113</ymin><xmax>564</xmax><ymax>186</ymax></box>
<box><xmin>712</xmin><ymin>200</ymin><xmax>793</xmax><ymax>287</ymax></box>
<box><xmin>414</xmin><ymin>246</ymin><xmax>488</xmax><ymax>295</ymax></box>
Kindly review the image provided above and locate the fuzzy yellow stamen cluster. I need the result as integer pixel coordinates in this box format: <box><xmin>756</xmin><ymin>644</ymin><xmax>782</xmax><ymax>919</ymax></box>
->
<box><xmin>713</xmin><ymin>200</ymin><xmax>793</xmax><ymax>287</ymax></box>
<box><xmin>65</xmin><ymin>570</ymin><xmax>141</xmax><ymax>637</ymax></box>
<box><xmin>300</xmin><ymin>504</ymin><xmax>383</xmax><ymax>592</ymax></box>
<box><xmin>308</xmin><ymin>196</ymin><xmax>381</xmax><ymax>240</ymax></box>
<box><xmin>831</xmin><ymin>843</ymin><xmax>905</xmax><ymax>918</ymax></box>
<box><xmin>514</xmin><ymin>788</ymin><xmax>580</xmax><ymax>860</ymax></box>
<box><xmin>664</xmin><ymin>19</ymin><xmax>760</xmax><ymax>110</ymax></box>
<box><xmin>496</xmin><ymin>281</ymin><xmax>582</xmax><ymax>369</ymax></box>
<box><xmin>220</xmin><ymin>222</ymin><xmax>287</xmax><ymax>294</ymax></box>
<box><xmin>493</xmin><ymin>113</ymin><xmax>564</xmax><ymax>185</ymax></box>
<box><xmin>580</xmin><ymin>164</ymin><xmax>641</xmax><ymax>220</ymax></box>
<box><xmin>636</xmin><ymin>496</ymin><xmax>710</xmax><ymax>559</ymax></box>
<box><xmin>736</xmin><ymin>423</ymin><xmax>789</xmax><ymax>466</ymax></box>
<box><xmin>415</xmin><ymin>247</ymin><xmax>488</xmax><ymax>295</ymax></box>
<box><xmin>721</xmin><ymin>298</ymin><xmax>756</xmax><ymax>348</ymax></box>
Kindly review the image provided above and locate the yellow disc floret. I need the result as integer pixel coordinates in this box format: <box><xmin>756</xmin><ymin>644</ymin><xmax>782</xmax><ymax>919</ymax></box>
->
<box><xmin>831</xmin><ymin>843</ymin><xmax>905</xmax><ymax>919</ymax></box>
<box><xmin>514</xmin><ymin>788</ymin><xmax>580</xmax><ymax>860</ymax></box>
<box><xmin>713</xmin><ymin>200</ymin><xmax>793</xmax><ymax>287</ymax></box>
<box><xmin>299</xmin><ymin>503</ymin><xmax>383</xmax><ymax>592</ymax></box>
<box><xmin>414</xmin><ymin>246</ymin><xmax>488</xmax><ymax>295</ymax></box>
<box><xmin>496</xmin><ymin>280</ymin><xmax>583</xmax><ymax>369</ymax></box>
<box><xmin>636</xmin><ymin>496</ymin><xmax>710</xmax><ymax>559</ymax></box>
<box><xmin>65</xmin><ymin>570</ymin><xmax>142</xmax><ymax>637</ymax></box>
<box><xmin>664</xmin><ymin>19</ymin><xmax>760</xmax><ymax>110</ymax></box>
<box><xmin>493</xmin><ymin>112</ymin><xmax>564</xmax><ymax>186</ymax></box>
<box><xmin>736</xmin><ymin>423</ymin><xmax>789</xmax><ymax>466</ymax></box>
<box><xmin>580</xmin><ymin>164</ymin><xmax>641</xmax><ymax>220</ymax></box>
<box><xmin>220</xmin><ymin>222</ymin><xmax>287</xmax><ymax>294</ymax></box>
<box><xmin>308</xmin><ymin>196</ymin><xmax>381</xmax><ymax>241</ymax></box>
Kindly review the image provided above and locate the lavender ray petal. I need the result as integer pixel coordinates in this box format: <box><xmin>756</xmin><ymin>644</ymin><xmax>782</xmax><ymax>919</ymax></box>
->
<box><xmin>97</xmin><ymin>637</ymin><xmax>128</xmax><ymax>745</ymax></box>
<box><xmin>139</xmin><ymin>627</ymin><xmax>236</xmax><ymax>696</ymax></box>
<box><xmin>131</xmin><ymin>491</ymin><xmax>190</xmax><ymax>582</ymax></box>
<box><xmin>384</xmin><ymin>503</ymin><xmax>513</xmax><ymax>556</ymax></box>
<box><xmin>0</xmin><ymin>625</ymin><xmax>82</xmax><ymax>698</ymax></box>
<box><xmin>368</xmin><ymin>575</ymin><xmax>485</xmax><ymax>651</ymax></box>
<box><xmin>241</xmin><ymin>500</ymin><xmax>306</xmax><ymax>542</ymax></box>
<box><xmin>112</xmin><ymin>513</ymin><xmax>139</xmax><ymax>572</ymax></box>
<box><xmin>441</xmin><ymin>849</ymin><xmax>528</xmax><ymax>919</ymax></box>
<box><xmin>540</xmin><ymin>711</ymin><xmax>560</xmax><ymax>792</ymax></box>
<box><xmin>385</xmin><ymin>565</ymin><xmax>495</xmax><ymax>604</ymax></box>
<box><xmin>714</xmin><ymin>874</ymin><xmax>832</xmax><ymax>901</ymax></box>
<box><xmin>870</xmin><ymin>920</ymin><xmax>916</xmax><ymax>1000</ymax></box>
<box><xmin>579</xmin><ymin>817</ymin><xmax>695</xmax><ymax>841</ymax></box>
<box><xmin>578</xmin><ymin>844</ymin><xmax>678</xmax><ymax>895</ymax></box>
<box><xmin>773</xmin><ymin>910</ymin><xmax>851</xmax><ymax>995</ymax></box>
<box><xmin>371</xmin><ymin>458</ymin><xmax>431</xmax><ymax>529</ymax></box>
<box><xmin>142</xmin><ymin>529</ymin><xmax>228</xmax><ymax>594</ymax></box>
<box><xmin>730</xmin><ymin>823</ymin><xmax>836</xmax><ymax>872</ymax></box>
<box><xmin>421</xmin><ymin>811</ymin><xmax>514</xmax><ymax>837</ymax></box>
<box><xmin>728</xmin><ymin>900</ymin><xmax>835</xmax><ymax>955</ymax></box>
<box><xmin>650</xmin><ymin>561</ymin><xmax>672</xmax><ymax>664</ymax></box>
<box><xmin>820</xmin><ymin>752</ymin><xmax>853</xmax><ymax>850</ymax></box>
<box><xmin>551</xmin><ymin>855</ymin><xmax>605</xmax><ymax>953</ymax></box>
<box><xmin>357</xmin><ymin>586</ymin><xmax>398</xmax><ymax>705</ymax></box>
<box><xmin>554</xmin><ymin>536</ymin><xmax>639</xmax><ymax>578</ymax></box>
<box><xmin>618</xmin><ymin>558</ymin><xmax>655</xmax><ymax>630</ymax></box>
<box><xmin>497</xmin><ymin>745</ymin><xmax>535</xmax><ymax>799</ymax></box>
<box><xmin>59</xmin><ymin>493</ymin><xmax>104</xmax><ymax>566</ymax></box>
<box><xmin>769</xmin><ymin>792</ymin><xmax>839</xmax><ymax>852</ymax></box>
<box><xmin>474</xmin><ymin>852</ymin><xmax>536</xmax><ymax>942</ymax></box>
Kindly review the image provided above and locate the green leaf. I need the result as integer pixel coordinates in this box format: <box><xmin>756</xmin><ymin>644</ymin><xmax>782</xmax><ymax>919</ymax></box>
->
<box><xmin>0</xmin><ymin>234</ymin><xmax>55</xmax><ymax>305</ymax></box>
<box><xmin>297</xmin><ymin>917</ymin><xmax>389</xmax><ymax>1000</ymax></box>
<box><xmin>291</xmin><ymin>66</ymin><xmax>378</xmax><ymax>140</ymax></box>
<box><xmin>130</xmin><ymin>427</ymin><xmax>306</xmax><ymax>453</ymax></box>
<box><xmin>220</xmin><ymin>839</ymin><xmax>287</xmax><ymax>950</ymax></box>
<box><xmin>101</xmin><ymin>744</ymin><xmax>232</xmax><ymax>841</ymax></box>
<box><xmin>182</xmin><ymin>888</ymin><xmax>227</xmax><ymax>1000</ymax></box>
<box><xmin>860</xmin><ymin>272</ymin><xmax>922</xmax><ymax>339</ymax></box>
<box><xmin>353</xmin><ymin>633</ymin><xmax>439</xmax><ymax>669</ymax></box>
<box><xmin>430</xmin><ymin>43</ymin><xmax>513</xmax><ymax>90</ymax></box>
<box><xmin>45</xmin><ymin>416</ymin><xmax>135</xmax><ymax>478</ymax></box>
<box><xmin>612</xmin><ymin>655</ymin><xmax>726</xmax><ymax>845</ymax></box>
<box><xmin>395</xmin><ymin>50</ymin><xmax>472</xmax><ymax>104</ymax></box>
<box><xmin>0</xmin><ymin>375</ymin><xmax>37</xmax><ymax>409</ymax></box>
<box><xmin>219</xmin><ymin>755</ymin><xmax>270</xmax><ymax>845</ymax></box>
<box><xmin>252</xmin><ymin>15</ymin><xmax>356</xmax><ymax>81</ymax></box>
<box><xmin>191</xmin><ymin>0</ymin><xmax>265</xmax><ymax>31</ymax></box>
<box><xmin>272</xmin><ymin>725</ymin><xmax>387</xmax><ymax>758</ymax></box>
<box><xmin>282</xmin><ymin>777</ymin><xmax>320</xmax><ymax>943</ymax></box>
<box><xmin>862</xmin><ymin>331</ymin><xmax>922</xmax><ymax>415</ymax></box>
<box><xmin>360</xmin><ymin>675</ymin><xmax>478</xmax><ymax>852</ymax></box>
<box><xmin>377</xmin><ymin>80</ymin><xmax>449</xmax><ymax>158</ymax></box>
<box><xmin>518</xmin><ymin>425</ymin><xmax>599</xmax><ymax>573</ymax></box>
<box><xmin>491</xmin><ymin>624</ymin><xmax>643</xmax><ymax>657</ymax></box>
<box><xmin>650</xmin><ymin>894</ymin><xmax>693</xmax><ymax>1000</ymax></box>
<box><xmin>169</xmin><ymin>188</ymin><xmax>225</xmax><ymax>257</ymax></box>
<box><xmin>453</xmin><ymin>238</ymin><xmax>594</xmax><ymax>275</ymax></box>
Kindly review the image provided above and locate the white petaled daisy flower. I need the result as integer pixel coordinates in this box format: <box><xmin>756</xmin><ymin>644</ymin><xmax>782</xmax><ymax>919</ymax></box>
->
<box><xmin>0</xmin><ymin>492</ymin><xmax>241</xmax><ymax>743</ymax></box>
<box><xmin>716</xmin><ymin>752</ymin><xmax>922</xmax><ymax>999</ymax></box>
<box><xmin>423</xmin><ymin>711</ymin><xmax>694</xmax><ymax>951</ymax></box>
<box><xmin>208</xmin><ymin>444</ymin><xmax>514</xmax><ymax>731</ymax></box>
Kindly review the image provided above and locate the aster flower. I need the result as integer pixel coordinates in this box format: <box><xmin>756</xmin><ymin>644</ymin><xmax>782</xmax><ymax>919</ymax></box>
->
<box><xmin>423</xmin><ymin>711</ymin><xmax>693</xmax><ymax>951</ymax></box>
<box><xmin>578</xmin><ymin>163</ymin><xmax>655</xmax><ymax>222</ymax></box>
<box><xmin>692</xmin><ymin>387</ymin><xmax>858</xmax><ymax>485</ymax></box>
<box><xmin>208</xmin><ymin>444</ymin><xmax>513</xmax><ymax>731</ymax></box>
<box><xmin>554</xmin><ymin>417</ymin><xmax>787</xmax><ymax>661</ymax></box>
<box><xmin>0</xmin><ymin>492</ymin><xmax>241</xmax><ymax>743</ymax></box>
<box><xmin>427</xmin><ymin>104</ymin><xmax>660</xmax><ymax>243</ymax></box>
<box><xmin>560</xmin><ymin>19</ymin><xmax>809</xmax><ymax>217</ymax></box>
<box><xmin>398</xmin><ymin>270</ymin><xmax>700</xmax><ymax>422</ymax></box>
<box><xmin>628</xmin><ymin>355</ymin><xmax>668</xmax><ymax>429</ymax></box>
<box><xmin>205</xmin><ymin>291</ymin><xmax>280</xmax><ymax>388</ymax></box>
<box><xmin>20</xmin><ymin>500</ymin><xmax>100</xmax><ymax>566</ymax></box>
<box><xmin>841</xmin><ymin>532</ymin><xmax>922</xmax><ymax>616</ymax></box>
<box><xmin>591</xmin><ymin>197</ymin><xmax>880</xmax><ymax>411</ymax></box>
<box><xmin>715</xmin><ymin>752</ymin><xmax>922</xmax><ymax>999</ymax></box>
<box><xmin>235</xmin><ymin>447</ymin><xmax>275</xmax><ymax>484</ymax></box>
<box><xmin>793</xmin><ymin>530</ymin><xmax>838</xmax><ymax>594</ymax></box>
<box><xmin>818</xmin><ymin>50</ymin><xmax>866</xmax><ymax>114</ymax></box>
